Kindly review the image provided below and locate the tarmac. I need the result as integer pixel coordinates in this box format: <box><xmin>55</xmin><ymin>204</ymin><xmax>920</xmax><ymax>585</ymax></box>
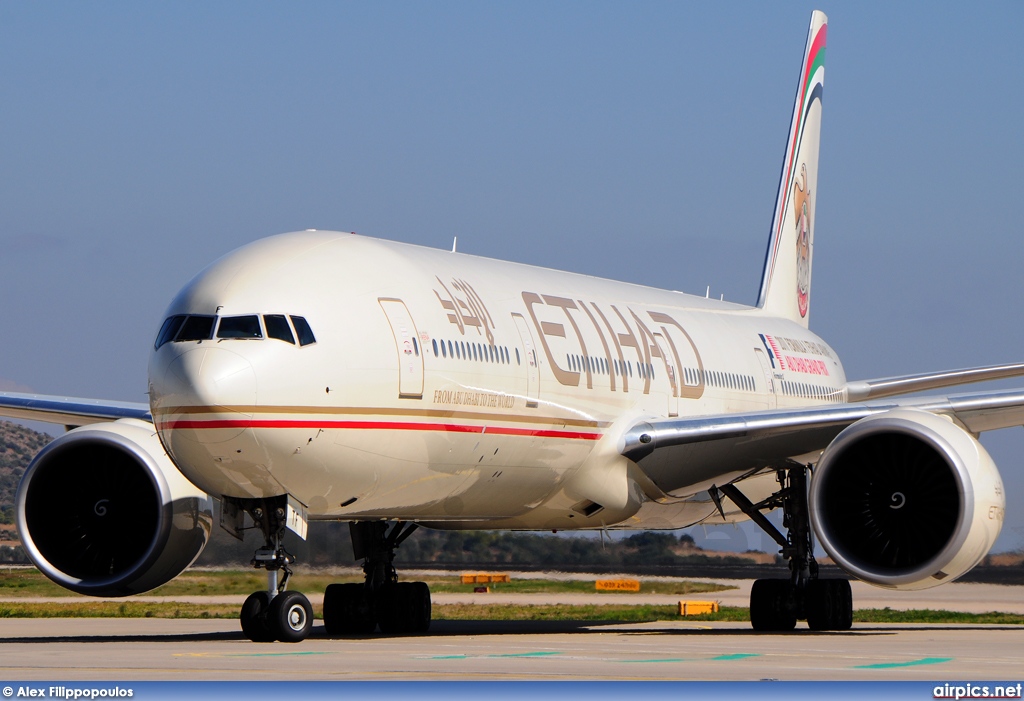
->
<box><xmin>0</xmin><ymin>577</ymin><xmax>1020</xmax><ymax>680</ymax></box>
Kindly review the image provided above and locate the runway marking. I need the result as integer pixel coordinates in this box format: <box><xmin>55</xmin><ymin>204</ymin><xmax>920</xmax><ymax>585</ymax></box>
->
<box><xmin>620</xmin><ymin>658</ymin><xmax>686</xmax><ymax>663</ymax></box>
<box><xmin>421</xmin><ymin>651</ymin><xmax>563</xmax><ymax>660</ymax></box>
<box><xmin>174</xmin><ymin>651</ymin><xmax>333</xmax><ymax>658</ymax></box>
<box><xmin>853</xmin><ymin>657</ymin><xmax>953</xmax><ymax>669</ymax></box>
<box><xmin>711</xmin><ymin>654</ymin><xmax>761</xmax><ymax>661</ymax></box>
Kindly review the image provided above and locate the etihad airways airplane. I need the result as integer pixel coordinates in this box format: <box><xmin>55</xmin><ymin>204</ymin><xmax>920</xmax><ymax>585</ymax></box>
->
<box><xmin>2</xmin><ymin>10</ymin><xmax>1022</xmax><ymax>642</ymax></box>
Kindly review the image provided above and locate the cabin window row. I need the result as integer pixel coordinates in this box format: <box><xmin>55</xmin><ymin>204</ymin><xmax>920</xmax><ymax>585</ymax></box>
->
<box><xmin>565</xmin><ymin>354</ymin><xmax>657</xmax><ymax>381</ymax></box>
<box><xmin>432</xmin><ymin>338</ymin><xmax>518</xmax><ymax>366</ymax></box>
<box><xmin>155</xmin><ymin>314</ymin><xmax>316</xmax><ymax>349</ymax></box>
<box><xmin>782</xmin><ymin>380</ymin><xmax>840</xmax><ymax>401</ymax></box>
<box><xmin>690</xmin><ymin>368</ymin><xmax>756</xmax><ymax>393</ymax></box>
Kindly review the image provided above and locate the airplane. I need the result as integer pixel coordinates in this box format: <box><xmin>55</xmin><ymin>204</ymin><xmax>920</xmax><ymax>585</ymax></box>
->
<box><xmin>2</xmin><ymin>9</ymin><xmax>1022</xmax><ymax>643</ymax></box>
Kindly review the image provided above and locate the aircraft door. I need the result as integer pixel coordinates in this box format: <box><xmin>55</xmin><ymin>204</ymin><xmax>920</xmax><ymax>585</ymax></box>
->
<box><xmin>511</xmin><ymin>313</ymin><xmax>539</xmax><ymax>408</ymax></box>
<box><xmin>378</xmin><ymin>298</ymin><xmax>424</xmax><ymax>399</ymax></box>
<box><xmin>754</xmin><ymin>348</ymin><xmax>777</xmax><ymax>408</ymax></box>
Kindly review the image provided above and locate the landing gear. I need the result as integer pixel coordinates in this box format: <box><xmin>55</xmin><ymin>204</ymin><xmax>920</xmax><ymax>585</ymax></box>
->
<box><xmin>714</xmin><ymin>464</ymin><xmax>852</xmax><ymax>631</ymax></box>
<box><xmin>322</xmin><ymin>521</ymin><xmax>432</xmax><ymax>636</ymax></box>
<box><xmin>237</xmin><ymin>497</ymin><xmax>314</xmax><ymax>643</ymax></box>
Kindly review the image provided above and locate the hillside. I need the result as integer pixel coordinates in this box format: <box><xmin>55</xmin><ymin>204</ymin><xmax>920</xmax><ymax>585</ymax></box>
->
<box><xmin>0</xmin><ymin>421</ymin><xmax>53</xmax><ymax>526</ymax></box>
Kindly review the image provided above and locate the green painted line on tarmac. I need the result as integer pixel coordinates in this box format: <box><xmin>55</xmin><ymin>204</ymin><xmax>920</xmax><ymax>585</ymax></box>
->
<box><xmin>854</xmin><ymin>657</ymin><xmax>953</xmax><ymax>669</ymax></box>
<box><xmin>427</xmin><ymin>655</ymin><xmax>469</xmax><ymax>659</ymax></box>
<box><xmin>711</xmin><ymin>653</ymin><xmax>761</xmax><ymax>661</ymax></box>
<box><xmin>487</xmin><ymin>651</ymin><xmax>562</xmax><ymax>658</ymax></box>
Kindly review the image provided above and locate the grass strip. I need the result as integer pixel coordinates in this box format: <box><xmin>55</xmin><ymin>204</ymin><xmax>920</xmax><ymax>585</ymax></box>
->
<box><xmin>1</xmin><ymin>601</ymin><xmax>1021</xmax><ymax>625</ymax></box>
<box><xmin>0</xmin><ymin>568</ymin><xmax>733</xmax><ymax>598</ymax></box>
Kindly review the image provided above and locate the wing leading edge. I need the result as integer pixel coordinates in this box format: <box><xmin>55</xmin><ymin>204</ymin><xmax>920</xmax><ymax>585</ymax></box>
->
<box><xmin>0</xmin><ymin>391</ymin><xmax>151</xmax><ymax>427</ymax></box>
<box><xmin>621</xmin><ymin>388</ymin><xmax>1024</xmax><ymax>496</ymax></box>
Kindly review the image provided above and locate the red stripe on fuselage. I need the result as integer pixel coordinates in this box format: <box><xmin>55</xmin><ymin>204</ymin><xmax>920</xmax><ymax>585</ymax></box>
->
<box><xmin>160</xmin><ymin>418</ymin><xmax>602</xmax><ymax>441</ymax></box>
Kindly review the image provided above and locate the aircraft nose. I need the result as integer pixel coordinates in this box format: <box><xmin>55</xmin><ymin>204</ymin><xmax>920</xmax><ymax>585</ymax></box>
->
<box><xmin>151</xmin><ymin>347</ymin><xmax>257</xmax><ymax>438</ymax></box>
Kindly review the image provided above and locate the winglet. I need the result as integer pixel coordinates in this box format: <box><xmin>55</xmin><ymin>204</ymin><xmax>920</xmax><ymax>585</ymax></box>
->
<box><xmin>756</xmin><ymin>10</ymin><xmax>827</xmax><ymax>328</ymax></box>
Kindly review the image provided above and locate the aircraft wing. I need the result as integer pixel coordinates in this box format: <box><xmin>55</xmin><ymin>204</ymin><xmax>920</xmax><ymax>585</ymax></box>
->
<box><xmin>844</xmin><ymin>361</ymin><xmax>1024</xmax><ymax>401</ymax></box>
<box><xmin>0</xmin><ymin>391</ymin><xmax>151</xmax><ymax>427</ymax></box>
<box><xmin>621</xmin><ymin>388</ymin><xmax>1024</xmax><ymax>495</ymax></box>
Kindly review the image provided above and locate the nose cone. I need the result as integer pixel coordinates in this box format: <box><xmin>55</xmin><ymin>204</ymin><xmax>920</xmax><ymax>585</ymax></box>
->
<box><xmin>151</xmin><ymin>346</ymin><xmax>257</xmax><ymax>440</ymax></box>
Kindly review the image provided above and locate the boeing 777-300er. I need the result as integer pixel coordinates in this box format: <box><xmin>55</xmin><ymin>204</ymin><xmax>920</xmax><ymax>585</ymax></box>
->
<box><xmin>2</xmin><ymin>10</ymin><xmax>1022</xmax><ymax>642</ymax></box>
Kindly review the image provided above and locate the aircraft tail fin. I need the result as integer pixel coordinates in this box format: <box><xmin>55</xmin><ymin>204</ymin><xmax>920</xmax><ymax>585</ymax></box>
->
<box><xmin>756</xmin><ymin>10</ymin><xmax>827</xmax><ymax>328</ymax></box>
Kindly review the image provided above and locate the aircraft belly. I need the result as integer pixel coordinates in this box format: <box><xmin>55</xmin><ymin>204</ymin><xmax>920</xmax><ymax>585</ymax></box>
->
<box><xmin>262</xmin><ymin>427</ymin><xmax>592</xmax><ymax>520</ymax></box>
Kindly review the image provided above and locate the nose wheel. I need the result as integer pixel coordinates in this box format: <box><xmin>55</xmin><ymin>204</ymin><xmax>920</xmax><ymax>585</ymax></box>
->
<box><xmin>236</xmin><ymin>497</ymin><xmax>314</xmax><ymax>643</ymax></box>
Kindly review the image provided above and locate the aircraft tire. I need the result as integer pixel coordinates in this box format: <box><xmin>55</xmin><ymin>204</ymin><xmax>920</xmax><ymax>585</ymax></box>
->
<box><xmin>750</xmin><ymin>579</ymin><xmax>796</xmax><ymax>632</ymax></box>
<box><xmin>324</xmin><ymin>583</ymin><xmax>376</xmax><ymax>635</ymax></box>
<box><xmin>375</xmin><ymin>585</ymin><xmax>403</xmax><ymax>634</ymax></box>
<box><xmin>267</xmin><ymin>590</ymin><xmax>313</xmax><ymax>643</ymax></box>
<box><xmin>240</xmin><ymin>591</ymin><xmax>275</xmax><ymax>643</ymax></box>
<box><xmin>408</xmin><ymin>581</ymin><xmax>431</xmax><ymax>633</ymax></box>
<box><xmin>806</xmin><ymin>579</ymin><xmax>852</xmax><ymax>631</ymax></box>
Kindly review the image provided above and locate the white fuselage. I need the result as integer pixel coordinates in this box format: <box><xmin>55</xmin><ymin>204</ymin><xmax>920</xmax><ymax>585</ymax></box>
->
<box><xmin>148</xmin><ymin>231</ymin><xmax>846</xmax><ymax>531</ymax></box>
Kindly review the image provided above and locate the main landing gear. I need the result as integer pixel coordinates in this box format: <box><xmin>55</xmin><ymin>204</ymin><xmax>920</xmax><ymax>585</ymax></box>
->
<box><xmin>713</xmin><ymin>464</ymin><xmax>853</xmax><ymax>632</ymax></box>
<box><xmin>322</xmin><ymin>521</ymin><xmax>432</xmax><ymax>636</ymax></box>
<box><xmin>238</xmin><ymin>498</ymin><xmax>313</xmax><ymax>643</ymax></box>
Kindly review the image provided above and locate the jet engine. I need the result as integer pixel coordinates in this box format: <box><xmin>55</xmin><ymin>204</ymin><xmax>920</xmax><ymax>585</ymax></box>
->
<box><xmin>809</xmin><ymin>408</ymin><xmax>1004</xmax><ymax>590</ymax></box>
<box><xmin>16</xmin><ymin>419</ymin><xmax>213</xmax><ymax>596</ymax></box>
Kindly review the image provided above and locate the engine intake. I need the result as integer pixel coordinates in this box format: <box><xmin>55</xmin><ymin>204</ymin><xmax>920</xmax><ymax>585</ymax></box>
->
<box><xmin>17</xmin><ymin>419</ymin><xmax>213</xmax><ymax>596</ymax></box>
<box><xmin>809</xmin><ymin>409</ymin><xmax>1003</xmax><ymax>590</ymax></box>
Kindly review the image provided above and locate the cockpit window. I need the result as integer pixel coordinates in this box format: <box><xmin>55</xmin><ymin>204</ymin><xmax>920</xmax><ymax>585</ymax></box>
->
<box><xmin>155</xmin><ymin>315</ymin><xmax>186</xmax><ymax>349</ymax></box>
<box><xmin>263</xmin><ymin>314</ymin><xmax>295</xmax><ymax>344</ymax></box>
<box><xmin>290</xmin><ymin>316</ymin><xmax>316</xmax><ymax>346</ymax></box>
<box><xmin>175</xmin><ymin>315</ymin><xmax>216</xmax><ymax>342</ymax></box>
<box><xmin>217</xmin><ymin>315</ymin><xmax>263</xmax><ymax>339</ymax></box>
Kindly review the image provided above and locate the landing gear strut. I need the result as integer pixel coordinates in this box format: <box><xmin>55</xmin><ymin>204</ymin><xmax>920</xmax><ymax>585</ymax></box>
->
<box><xmin>714</xmin><ymin>464</ymin><xmax>852</xmax><ymax>631</ymax></box>
<box><xmin>238</xmin><ymin>497</ymin><xmax>313</xmax><ymax>643</ymax></box>
<box><xmin>322</xmin><ymin>521</ymin><xmax>431</xmax><ymax>636</ymax></box>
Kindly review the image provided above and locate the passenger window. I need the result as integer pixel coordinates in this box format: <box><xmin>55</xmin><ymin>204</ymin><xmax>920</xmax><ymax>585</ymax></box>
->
<box><xmin>432</xmin><ymin>339</ymin><xmax>439</xmax><ymax>357</ymax></box>
<box><xmin>441</xmin><ymin>340</ymin><xmax>447</xmax><ymax>358</ymax></box>
<box><xmin>176</xmin><ymin>315</ymin><xmax>216</xmax><ymax>342</ymax></box>
<box><xmin>155</xmin><ymin>315</ymin><xmax>186</xmax><ymax>349</ymax></box>
<box><xmin>218</xmin><ymin>315</ymin><xmax>262</xmax><ymax>339</ymax></box>
<box><xmin>264</xmin><ymin>315</ymin><xmax>295</xmax><ymax>344</ymax></box>
<box><xmin>290</xmin><ymin>316</ymin><xmax>316</xmax><ymax>346</ymax></box>
<box><xmin>516</xmin><ymin>348</ymin><xmax>521</xmax><ymax>365</ymax></box>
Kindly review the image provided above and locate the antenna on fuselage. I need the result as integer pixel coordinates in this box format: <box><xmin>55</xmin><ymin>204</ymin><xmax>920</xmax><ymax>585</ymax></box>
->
<box><xmin>452</xmin><ymin>236</ymin><xmax>457</xmax><ymax>253</ymax></box>
<box><xmin>705</xmin><ymin>286</ymin><xmax>710</xmax><ymax>298</ymax></box>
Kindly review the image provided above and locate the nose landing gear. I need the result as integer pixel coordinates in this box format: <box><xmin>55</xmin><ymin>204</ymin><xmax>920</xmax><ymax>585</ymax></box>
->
<box><xmin>238</xmin><ymin>498</ymin><xmax>314</xmax><ymax>643</ymax></box>
<box><xmin>322</xmin><ymin>521</ymin><xmax>432</xmax><ymax>636</ymax></box>
<box><xmin>713</xmin><ymin>464</ymin><xmax>852</xmax><ymax>632</ymax></box>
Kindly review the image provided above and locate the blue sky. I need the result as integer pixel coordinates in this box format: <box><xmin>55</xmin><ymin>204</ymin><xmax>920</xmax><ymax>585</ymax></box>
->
<box><xmin>0</xmin><ymin>2</ymin><xmax>1022</xmax><ymax>550</ymax></box>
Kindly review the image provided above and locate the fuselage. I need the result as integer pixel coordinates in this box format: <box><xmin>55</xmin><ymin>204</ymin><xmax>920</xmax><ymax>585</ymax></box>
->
<box><xmin>148</xmin><ymin>230</ymin><xmax>847</xmax><ymax>530</ymax></box>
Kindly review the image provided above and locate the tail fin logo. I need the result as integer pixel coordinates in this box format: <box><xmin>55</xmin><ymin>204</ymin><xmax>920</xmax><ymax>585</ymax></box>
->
<box><xmin>793</xmin><ymin>163</ymin><xmax>811</xmax><ymax>318</ymax></box>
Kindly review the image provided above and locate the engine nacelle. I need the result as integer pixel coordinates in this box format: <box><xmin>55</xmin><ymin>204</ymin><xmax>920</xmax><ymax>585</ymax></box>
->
<box><xmin>809</xmin><ymin>409</ymin><xmax>1004</xmax><ymax>590</ymax></box>
<box><xmin>16</xmin><ymin>419</ymin><xmax>213</xmax><ymax>596</ymax></box>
